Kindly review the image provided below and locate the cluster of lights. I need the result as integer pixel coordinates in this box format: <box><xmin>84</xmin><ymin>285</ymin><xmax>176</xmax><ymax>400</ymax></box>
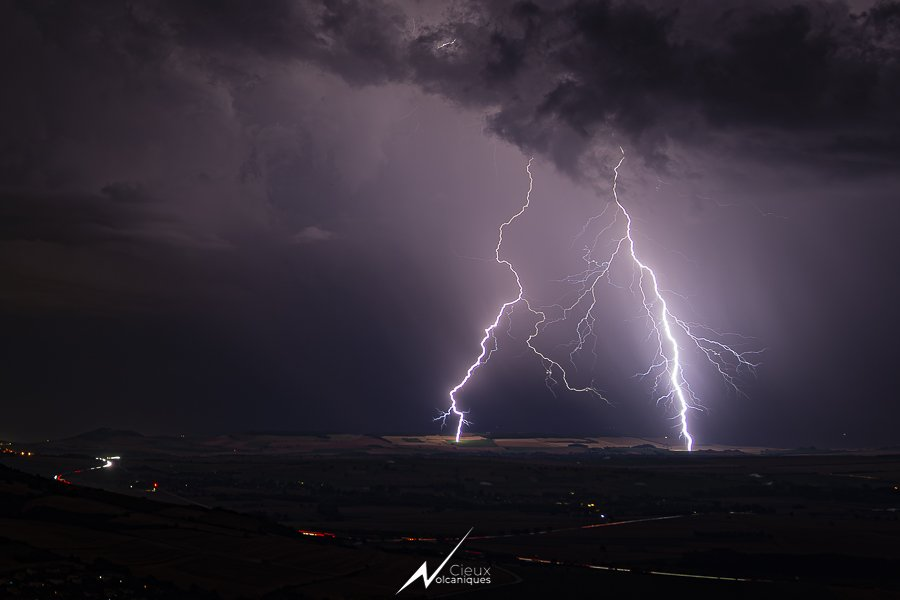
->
<box><xmin>1</xmin><ymin>447</ymin><xmax>33</xmax><ymax>456</ymax></box>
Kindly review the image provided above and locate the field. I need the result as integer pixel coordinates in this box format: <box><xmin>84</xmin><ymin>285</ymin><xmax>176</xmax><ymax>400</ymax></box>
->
<box><xmin>1</xmin><ymin>431</ymin><xmax>899</xmax><ymax>598</ymax></box>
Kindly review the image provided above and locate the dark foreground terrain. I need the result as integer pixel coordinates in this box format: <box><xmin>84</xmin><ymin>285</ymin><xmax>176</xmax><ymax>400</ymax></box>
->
<box><xmin>1</xmin><ymin>431</ymin><xmax>899</xmax><ymax>598</ymax></box>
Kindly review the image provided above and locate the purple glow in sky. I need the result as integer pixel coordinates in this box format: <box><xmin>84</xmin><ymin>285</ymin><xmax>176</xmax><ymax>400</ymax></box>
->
<box><xmin>0</xmin><ymin>1</ymin><xmax>898</xmax><ymax>447</ymax></box>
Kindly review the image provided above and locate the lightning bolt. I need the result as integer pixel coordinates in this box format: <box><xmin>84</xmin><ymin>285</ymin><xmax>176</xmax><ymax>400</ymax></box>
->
<box><xmin>438</xmin><ymin>149</ymin><xmax>761</xmax><ymax>450</ymax></box>
<box><xmin>437</xmin><ymin>159</ymin><xmax>604</xmax><ymax>442</ymax></box>
<box><xmin>543</xmin><ymin>148</ymin><xmax>761</xmax><ymax>450</ymax></box>
<box><xmin>396</xmin><ymin>527</ymin><xmax>473</xmax><ymax>594</ymax></box>
<box><xmin>608</xmin><ymin>149</ymin><xmax>697</xmax><ymax>449</ymax></box>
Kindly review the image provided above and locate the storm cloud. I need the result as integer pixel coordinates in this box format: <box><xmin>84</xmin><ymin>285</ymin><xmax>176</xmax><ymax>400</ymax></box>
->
<box><xmin>1</xmin><ymin>0</ymin><xmax>898</xmax><ymax>446</ymax></box>
<box><xmin>9</xmin><ymin>0</ymin><xmax>900</xmax><ymax>182</ymax></box>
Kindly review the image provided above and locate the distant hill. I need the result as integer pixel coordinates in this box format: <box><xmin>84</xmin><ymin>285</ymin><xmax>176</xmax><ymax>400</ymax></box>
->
<box><xmin>66</xmin><ymin>427</ymin><xmax>145</xmax><ymax>441</ymax></box>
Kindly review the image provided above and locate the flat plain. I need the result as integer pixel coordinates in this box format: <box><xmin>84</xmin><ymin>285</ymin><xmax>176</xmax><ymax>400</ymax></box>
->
<box><xmin>2</xmin><ymin>431</ymin><xmax>899</xmax><ymax>598</ymax></box>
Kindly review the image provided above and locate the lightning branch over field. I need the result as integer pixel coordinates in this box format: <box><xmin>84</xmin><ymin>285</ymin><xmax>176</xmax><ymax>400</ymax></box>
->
<box><xmin>554</xmin><ymin>148</ymin><xmax>762</xmax><ymax>450</ymax></box>
<box><xmin>436</xmin><ymin>159</ymin><xmax>601</xmax><ymax>442</ymax></box>
<box><xmin>439</xmin><ymin>149</ymin><xmax>761</xmax><ymax>450</ymax></box>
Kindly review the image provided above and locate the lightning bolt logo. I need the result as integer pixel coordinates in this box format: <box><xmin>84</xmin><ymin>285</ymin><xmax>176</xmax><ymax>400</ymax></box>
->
<box><xmin>396</xmin><ymin>527</ymin><xmax>474</xmax><ymax>595</ymax></box>
<box><xmin>438</xmin><ymin>149</ymin><xmax>761</xmax><ymax>450</ymax></box>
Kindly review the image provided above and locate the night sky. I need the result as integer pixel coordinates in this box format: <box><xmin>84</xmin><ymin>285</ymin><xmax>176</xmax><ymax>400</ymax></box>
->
<box><xmin>2</xmin><ymin>0</ymin><xmax>899</xmax><ymax>447</ymax></box>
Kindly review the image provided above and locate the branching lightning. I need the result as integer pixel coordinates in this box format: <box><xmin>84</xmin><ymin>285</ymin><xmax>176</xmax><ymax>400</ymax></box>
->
<box><xmin>439</xmin><ymin>149</ymin><xmax>761</xmax><ymax>450</ymax></box>
<box><xmin>437</xmin><ymin>159</ymin><xmax>602</xmax><ymax>442</ymax></box>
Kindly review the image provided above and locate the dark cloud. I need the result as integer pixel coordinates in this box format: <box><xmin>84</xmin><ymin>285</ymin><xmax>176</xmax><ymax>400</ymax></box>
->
<box><xmin>154</xmin><ymin>0</ymin><xmax>410</xmax><ymax>85</ymax></box>
<box><xmin>75</xmin><ymin>0</ymin><xmax>895</xmax><ymax>174</ymax></box>
<box><xmin>8</xmin><ymin>0</ymin><xmax>898</xmax><ymax>179</ymax></box>
<box><xmin>401</xmin><ymin>0</ymin><xmax>900</xmax><ymax>173</ymax></box>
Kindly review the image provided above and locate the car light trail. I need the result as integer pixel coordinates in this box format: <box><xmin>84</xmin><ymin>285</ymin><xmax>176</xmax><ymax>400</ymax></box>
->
<box><xmin>297</xmin><ymin>529</ymin><xmax>337</xmax><ymax>538</ymax></box>
<box><xmin>53</xmin><ymin>455</ymin><xmax>120</xmax><ymax>487</ymax></box>
<box><xmin>517</xmin><ymin>555</ymin><xmax>773</xmax><ymax>583</ymax></box>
